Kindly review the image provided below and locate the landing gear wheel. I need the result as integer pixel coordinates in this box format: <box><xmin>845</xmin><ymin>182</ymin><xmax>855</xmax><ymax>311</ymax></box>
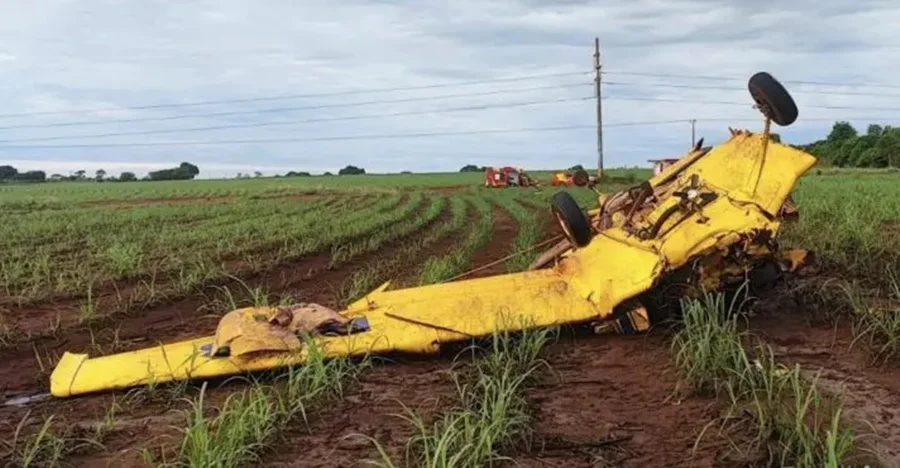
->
<box><xmin>748</xmin><ymin>72</ymin><xmax>798</xmax><ymax>126</ymax></box>
<box><xmin>550</xmin><ymin>191</ymin><xmax>592</xmax><ymax>248</ymax></box>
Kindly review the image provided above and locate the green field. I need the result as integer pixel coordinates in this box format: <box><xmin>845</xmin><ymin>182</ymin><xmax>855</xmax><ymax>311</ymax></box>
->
<box><xmin>3</xmin><ymin>167</ymin><xmax>900</xmax><ymax>467</ymax></box>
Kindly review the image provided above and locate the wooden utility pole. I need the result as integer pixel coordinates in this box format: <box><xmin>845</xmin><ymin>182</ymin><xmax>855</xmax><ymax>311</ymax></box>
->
<box><xmin>593</xmin><ymin>37</ymin><xmax>603</xmax><ymax>179</ymax></box>
<box><xmin>690</xmin><ymin>119</ymin><xmax>696</xmax><ymax>147</ymax></box>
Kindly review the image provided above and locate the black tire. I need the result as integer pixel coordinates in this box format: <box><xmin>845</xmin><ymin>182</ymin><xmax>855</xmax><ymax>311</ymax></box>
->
<box><xmin>748</xmin><ymin>72</ymin><xmax>798</xmax><ymax>126</ymax></box>
<box><xmin>550</xmin><ymin>191</ymin><xmax>592</xmax><ymax>247</ymax></box>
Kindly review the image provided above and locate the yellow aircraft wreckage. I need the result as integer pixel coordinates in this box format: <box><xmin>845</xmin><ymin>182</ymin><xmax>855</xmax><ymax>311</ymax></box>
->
<box><xmin>51</xmin><ymin>72</ymin><xmax>817</xmax><ymax>397</ymax></box>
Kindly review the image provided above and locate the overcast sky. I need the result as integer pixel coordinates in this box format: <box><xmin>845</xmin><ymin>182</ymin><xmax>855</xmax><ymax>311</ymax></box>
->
<box><xmin>1</xmin><ymin>0</ymin><xmax>899</xmax><ymax>178</ymax></box>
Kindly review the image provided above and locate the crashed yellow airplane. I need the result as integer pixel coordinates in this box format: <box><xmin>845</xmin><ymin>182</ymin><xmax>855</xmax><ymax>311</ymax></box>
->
<box><xmin>51</xmin><ymin>72</ymin><xmax>816</xmax><ymax>397</ymax></box>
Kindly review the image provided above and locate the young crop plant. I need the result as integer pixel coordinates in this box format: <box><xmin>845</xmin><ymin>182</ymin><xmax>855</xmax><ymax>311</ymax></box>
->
<box><xmin>328</xmin><ymin>194</ymin><xmax>436</xmax><ymax>266</ymax></box>
<box><xmin>173</xmin><ymin>338</ymin><xmax>364</xmax><ymax>468</ymax></box>
<box><xmin>417</xmin><ymin>194</ymin><xmax>491</xmax><ymax>285</ymax></box>
<box><xmin>363</xmin><ymin>324</ymin><xmax>555</xmax><ymax>468</ymax></box>
<box><xmin>784</xmin><ymin>174</ymin><xmax>900</xmax><ymax>287</ymax></box>
<box><xmin>847</xmin><ymin>266</ymin><xmax>900</xmax><ymax>363</ymax></box>
<box><xmin>488</xmin><ymin>192</ymin><xmax>543</xmax><ymax>272</ymax></box>
<box><xmin>177</xmin><ymin>383</ymin><xmax>277</xmax><ymax>468</ymax></box>
<box><xmin>102</xmin><ymin>242</ymin><xmax>144</xmax><ymax>278</ymax></box>
<box><xmin>673</xmin><ymin>293</ymin><xmax>857</xmax><ymax>467</ymax></box>
<box><xmin>5</xmin><ymin>413</ymin><xmax>104</xmax><ymax>468</ymax></box>
<box><xmin>340</xmin><ymin>195</ymin><xmax>469</xmax><ymax>304</ymax></box>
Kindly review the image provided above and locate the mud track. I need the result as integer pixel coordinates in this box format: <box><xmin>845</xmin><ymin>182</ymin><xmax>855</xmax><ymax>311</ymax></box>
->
<box><xmin>462</xmin><ymin>204</ymin><xmax>518</xmax><ymax>278</ymax></box>
<box><xmin>510</xmin><ymin>332</ymin><xmax>735</xmax><ymax>467</ymax></box>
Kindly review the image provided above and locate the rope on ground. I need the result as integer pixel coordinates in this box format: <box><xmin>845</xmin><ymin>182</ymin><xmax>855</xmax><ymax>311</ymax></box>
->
<box><xmin>442</xmin><ymin>234</ymin><xmax>564</xmax><ymax>283</ymax></box>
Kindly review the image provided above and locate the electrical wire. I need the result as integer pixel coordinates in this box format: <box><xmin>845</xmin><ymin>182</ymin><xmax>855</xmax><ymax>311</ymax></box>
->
<box><xmin>0</xmin><ymin>71</ymin><xmax>590</xmax><ymax>120</ymax></box>
<box><xmin>604</xmin><ymin>95</ymin><xmax>900</xmax><ymax>111</ymax></box>
<box><xmin>0</xmin><ymin>82</ymin><xmax>592</xmax><ymax>131</ymax></box>
<box><xmin>604</xmin><ymin>81</ymin><xmax>900</xmax><ymax>98</ymax></box>
<box><xmin>0</xmin><ymin>119</ymin><xmax>689</xmax><ymax>149</ymax></box>
<box><xmin>0</xmin><ymin>96</ymin><xmax>594</xmax><ymax>143</ymax></box>
<box><xmin>602</xmin><ymin>70</ymin><xmax>900</xmax><ymax>90</ymax></box>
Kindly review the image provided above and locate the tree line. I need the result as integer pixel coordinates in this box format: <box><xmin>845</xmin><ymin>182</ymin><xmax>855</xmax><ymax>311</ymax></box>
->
<box><xmin>0</xmin><ymin>162</ymin><xmax>372</xmax><ymax>183</ymax></box>
<box><xmin>0</xmin><ymin>162</ymin><xmax>200</xmax><ymax>183</ymax></box>
<box><xmin>799</xmin><ymin>122</ymin><xmax>900</xmax><ymax>168</ymax></box>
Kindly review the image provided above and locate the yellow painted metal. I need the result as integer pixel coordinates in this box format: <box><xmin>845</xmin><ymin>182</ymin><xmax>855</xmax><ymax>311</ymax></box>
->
<box><xmin>50</xmin><ymin>131</ymin><xmax>817</xmax><ymax>398</ymax></box>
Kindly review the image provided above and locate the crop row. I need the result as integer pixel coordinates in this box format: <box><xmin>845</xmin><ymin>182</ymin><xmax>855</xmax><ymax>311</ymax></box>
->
<box><xmin>0</xmin><ymin>193</ymin><xmax>410</xmax><ymax>304</ymax></box>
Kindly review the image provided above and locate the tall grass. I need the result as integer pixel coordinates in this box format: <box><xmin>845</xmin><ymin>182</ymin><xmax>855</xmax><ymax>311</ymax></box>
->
<box><xmin>847</xmin><ymin>266</ymin><xmax>900</xmax><ymax>363</ymax></box>
<box><xmin>173</xmin><ymin>338</ymin><xmax>364</xmax><ymax>468</ymax></box>
<box><xmin>784</xmin><ymin>174</ymin><xmax>900</xmax><ymax>286</ymax></box>
<box><xmin>365</xmin><ymin>325</ymin><xmax>555</xmax><ymax>468</ymax></box>
<box><xmin>674</xmin><ymin>293</ymin><xmax>856</xmax><ymax>467</ymax></box>
<box><xmin>5</xmin><ymin>413</ymin><xmax>104</xmax><ymax>468</ymax></box>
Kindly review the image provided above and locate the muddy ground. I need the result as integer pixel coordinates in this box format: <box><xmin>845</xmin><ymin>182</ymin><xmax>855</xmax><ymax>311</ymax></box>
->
<box><xmin>2</xmin><ymin>194</ymin><xmax>899</xmax><ymax>467</ymax></box>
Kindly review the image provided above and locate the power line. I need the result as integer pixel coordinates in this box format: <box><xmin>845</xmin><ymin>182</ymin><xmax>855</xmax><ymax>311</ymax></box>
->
<box><xmin>0</xmin><ymin>96</ymin><xmax>594</xmax><ymax>143</ymax></box>
<box><xmin>0</xmin><ymin>119</ymin><xmax>689</xmax><ymax>149</ymax></box>
<box><xmin>7</xmin><ymin>91</ymin><xmax>898</xmax><ymax>144</ymax></box>
<box><xmin>602</xmin><ymin>70</ymin><xmax>900</xmax><ymax>90</ymax></box>
<box><xmin>604</xmin><ymin>95</ymin><xmax>900</xmax><ymax>111</ymax></box>
<box><xmin>0</xmin><ymin>82</ymin><xmax>591</xmax><ymax>131</ymax></box>
<box><xmin>604</xmin><ymin>81</ymin><xmax>900</xmax><ymax>98</ymax></box>
<box><xmin>0</xmin><ymin>71</ymin><xmax>590</xmax><ymax>120</ymax></box>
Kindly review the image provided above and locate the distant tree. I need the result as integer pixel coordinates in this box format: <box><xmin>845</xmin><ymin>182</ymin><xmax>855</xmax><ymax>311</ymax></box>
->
<box><xmin>459</xmin><ymin>164</ymin><xmax>484</xmax><ymax>173</ymax></box>
<box><xmin>13</xmin><ymin>170</ymin><xmax>46</xmax><ymax>182</ymax></box>
<box><xmin>400</xmin><ymin>171</ymin><xmax>412</xmax><ymax>174</ymax></box>
<box><xmin>95</xmin><ymin>169</ymin><xmax>107</xmax><ymax>182</ymax></box>
<box><xmin>236</xmin><ymin>172</ymin><xmax>243</xmax><ymax>179</ymax></box>
<box><xmin>285</xmin><ymin>171</ymin><xmax>312</xmax><ymax>177</ymax></box>
<box><xmin>338</xmin><ymin>165</ymin><xmax>365</xmax><ymax>175</ymax></box>
<box><xmin>877</xmin><ymin>128</ymin><xmax>900</xmax><ymax>167</ymax></box>
<box><xmin>769</xmin><ymin>133</ymin><xmax>781</xmax><ymax>143</ymax></box>
<box><xmin>0</xmin><ymin>165</ymin><xmax>17</xmax><ymax>180</ymax></box>
<box><xmin>74</xmin><ymin>170</ymin><xmax>87</xmax><ymax>180</ymax></box>
<box><xmin>50</xmin><ymin>173</ymin><xmax>64</xmax><ymax>182</ymax></box>
<box><xmin>323</xmin><ymin>171</ymin><xmax>333</xmax><ymax>176</ymax></box>
<box><xmin>254</xmin><ymin>171</ymin><xmax>263</xmax><ymax>178</ymax></box>
<box><xmin>856</xmin><ymin>147</ymin><xmax>885</xmax><ymax>167</ymax></box>
<box><xmin>118</xmin><ymin>171</ymin><xmax>138</xmax><ymax>182</ymax></box>
<box><xmin>868</xmin><ymin>124</ymin><xmax>884</xmax><ymax>137</ymax></box>
<box><xmin>148</xmin><ymin>162</ymin><xmax>200</xmax><ymax>181</ymax></box>
<box><xmin>847</xmin><ymin>136</ymin><xmax>876</xmax><ymax>167</ymax></box>
<box><xmin>827</xmin><ymin>121</ymin><xmax>857</xmax><ymax>146</ymax></box>
<box><xmin>179</xmin><ymin>162</ymin><xmax>199</xmax><ymax>177</ymax></box>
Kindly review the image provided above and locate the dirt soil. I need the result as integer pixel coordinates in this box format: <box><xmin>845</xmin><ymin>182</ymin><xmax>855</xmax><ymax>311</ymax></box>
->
<box><xmin>510</xmin><ymin>332</ymin><xmax>737</xmax><ymax>468</ymax></box>
<box><xmin>461</xmin><ymin>204</ymin><xmax>519</xmax><ymax>277</ymax></box>
<box><xmin>753</xmin><ymin>313</ymin><xmax>900</xmax><ymax>467</ymax></box>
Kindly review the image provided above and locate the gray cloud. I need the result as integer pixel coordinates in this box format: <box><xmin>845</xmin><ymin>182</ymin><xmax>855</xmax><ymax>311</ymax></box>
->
<box><xmin>0</xmin><ymin>0</ymin><xmax>898</xmax><ymax>177</ymax></box>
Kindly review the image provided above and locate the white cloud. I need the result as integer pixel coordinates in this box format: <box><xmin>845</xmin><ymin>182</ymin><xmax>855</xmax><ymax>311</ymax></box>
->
<box><xmin>0</xmin><ymin>0</ymin><xmax>899</xmax><ymax>176</ymax></box>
